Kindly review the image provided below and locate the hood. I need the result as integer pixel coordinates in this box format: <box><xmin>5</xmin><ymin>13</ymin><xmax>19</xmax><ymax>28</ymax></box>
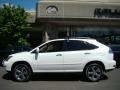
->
<box><xmin>10</xmin><ymin>51</ymin><xmax>29</xmax><ymax>56</ymax></box>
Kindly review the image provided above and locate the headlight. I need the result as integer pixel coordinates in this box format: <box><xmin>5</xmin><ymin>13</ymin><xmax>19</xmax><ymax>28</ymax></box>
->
<box><xmin>5</xmin><ymin>56</ymin><xmax>13</xmax><ymax>61</ymax></box>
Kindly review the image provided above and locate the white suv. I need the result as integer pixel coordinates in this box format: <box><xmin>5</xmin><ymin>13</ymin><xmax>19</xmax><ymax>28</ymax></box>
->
<box><xmin>3</xmin><ymin>38</ymin><xmax>116</xmax><ymax>82</ymax></box>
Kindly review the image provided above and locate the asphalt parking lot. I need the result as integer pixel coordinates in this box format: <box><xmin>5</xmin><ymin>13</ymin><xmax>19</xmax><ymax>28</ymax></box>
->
<box><xmin>0</xmin><ymin>66</ymin><xmax>120</xmax><ymax>90</ymax></box>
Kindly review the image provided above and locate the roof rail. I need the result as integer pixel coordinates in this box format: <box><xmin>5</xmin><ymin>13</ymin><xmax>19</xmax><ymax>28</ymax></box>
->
<box><xmin>68</xmin><ymin>37</ymin><xmax>93</xmax><ymax>39</ymax></box>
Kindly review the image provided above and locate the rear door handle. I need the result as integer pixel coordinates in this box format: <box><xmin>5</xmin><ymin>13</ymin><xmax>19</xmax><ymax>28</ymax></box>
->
<box><xmin>84</xmin><ymin>53</ymin><xmax>91</xmax><ymax>55</ymax></box>
<box><xmin>56</xmin><ymin>54</ymin><xmax>62</xmax><ymax>56</ymax></box>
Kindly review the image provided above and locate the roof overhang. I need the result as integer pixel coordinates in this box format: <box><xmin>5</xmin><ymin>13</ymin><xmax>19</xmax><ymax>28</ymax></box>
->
<box><xmin>35</xmin><ymin>18</ymin><xmax>120</xmax><ymax>27</ymax></box>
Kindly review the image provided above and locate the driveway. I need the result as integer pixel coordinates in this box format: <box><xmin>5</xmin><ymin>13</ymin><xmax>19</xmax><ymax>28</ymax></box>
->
<box><xmin>0</xmin><ymin>66</ymin><xmax>120</xmax><ymax>90</ymax></box>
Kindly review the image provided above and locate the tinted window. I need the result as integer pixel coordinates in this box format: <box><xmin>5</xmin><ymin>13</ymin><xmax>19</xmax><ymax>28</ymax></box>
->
<box><xmin>65</xmin><ymin>40</ymin><xmax>98</xmax><ymax>51</ymax></box>
<box><xmin>39</xmin><ymin>41</ymin><xmax>64</xmax><ymax>53</ymax></box>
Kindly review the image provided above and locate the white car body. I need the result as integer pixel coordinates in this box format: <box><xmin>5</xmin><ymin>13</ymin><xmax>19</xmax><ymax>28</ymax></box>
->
<box><xmin>3</xmin><ymin>38</ymin><xmax>116</xmax><ymax>81</ymax></box>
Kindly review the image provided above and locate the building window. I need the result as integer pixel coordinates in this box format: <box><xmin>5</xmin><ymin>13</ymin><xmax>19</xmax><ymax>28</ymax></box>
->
<box><xmin>72</xmin><ymin>27</ymin><xmax>120</xmax><ymax>44</ymax></box>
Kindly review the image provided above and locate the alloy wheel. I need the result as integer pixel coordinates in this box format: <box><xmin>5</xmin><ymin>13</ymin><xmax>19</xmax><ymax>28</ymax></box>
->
<box><xmin>13</xmin><ymin>64</ymin><xmax>31</xmax><ymax>82</ymax></box>
<box><xmin>85</xmin><ymin>63</ymin><xmax>103</xmax><ymax>82</ymax></box>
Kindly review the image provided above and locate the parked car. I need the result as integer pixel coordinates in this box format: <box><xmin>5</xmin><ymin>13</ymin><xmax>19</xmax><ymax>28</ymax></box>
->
<box><xmin>0</xmin><ymin>46</ymin><xmax>32</xmax><ymax>66</ymax></box>
<box><xmin>108</xmin><ymin>44</ymin><xmax>120</xmax><ymax>67</ymax></box>
<box><xmin>3</xmin><ymin>38</ymin><xmax>116</xmax><ymax>82</ymax></box>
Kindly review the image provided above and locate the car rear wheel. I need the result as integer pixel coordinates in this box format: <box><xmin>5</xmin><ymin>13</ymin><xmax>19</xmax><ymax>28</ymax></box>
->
<box><xmin>84</xmin><ymin>63</ymin><xmax>103</xmax><ymax>82</ymax></box>
<box><xmin>12</xmin><ymin>64</ymin><xmax>32</xmax><ymax>82</ymax></box>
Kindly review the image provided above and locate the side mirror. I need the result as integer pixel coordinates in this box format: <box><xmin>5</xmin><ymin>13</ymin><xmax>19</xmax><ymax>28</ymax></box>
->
<box><xmin>35</xmin><ymin>48</ymin><xmax>39</xmax><ymax>53</ymax></box>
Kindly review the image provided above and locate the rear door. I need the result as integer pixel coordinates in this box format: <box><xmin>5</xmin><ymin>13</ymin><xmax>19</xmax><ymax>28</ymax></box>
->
<box><xmin>63</xmin><ymin>40</ymin><xmax>98</xmax><ymax>72</ymax></box>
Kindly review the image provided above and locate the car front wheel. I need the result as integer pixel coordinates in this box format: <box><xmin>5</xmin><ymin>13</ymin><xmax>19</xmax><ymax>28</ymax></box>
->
<box><xmin>84</xmin><ymin>63</ymin><xmax>103</xmax><ymax>82</ymax></box>
<box><xmin>12</xmin><ymin>64</ymin><xmax>32</xmax><ymax>82</ymax></box>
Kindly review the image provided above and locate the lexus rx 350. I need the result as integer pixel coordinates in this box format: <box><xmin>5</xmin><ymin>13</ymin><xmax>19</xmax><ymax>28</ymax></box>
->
<box><xmin>3</xmin><ymin>38</ymin><xmax>116</xmax><ymax>82</ymax></box>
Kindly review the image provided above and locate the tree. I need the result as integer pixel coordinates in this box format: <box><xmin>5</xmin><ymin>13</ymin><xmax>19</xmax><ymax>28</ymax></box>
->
<box><xmin>0</xmin><ymin>4</ymin><xmax>30</xmax><ymax>48</ymax></box>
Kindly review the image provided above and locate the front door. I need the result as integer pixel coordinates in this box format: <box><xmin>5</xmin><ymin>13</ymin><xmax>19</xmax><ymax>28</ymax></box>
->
<box><xmin>33</xmin><ymin>40</ymin><xmax>64</xmax><ymax>72</ymax></box>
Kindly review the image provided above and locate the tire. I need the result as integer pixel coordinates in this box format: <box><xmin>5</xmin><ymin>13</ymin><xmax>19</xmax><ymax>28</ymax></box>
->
<box><xmin>12</xmin><ymin>64</ymin><xmax>32</xmax><ymax>82</ymax></box>
<box><xmin>84</xmin><ymin>63</ymin><xmax>103</xmax><ymax>82</ymax></box>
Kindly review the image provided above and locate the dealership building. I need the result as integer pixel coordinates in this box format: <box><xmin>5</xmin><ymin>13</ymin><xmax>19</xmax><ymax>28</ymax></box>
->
<box><xmin>27</xmin><ymin>0</ymin><xmax>120</xmax><ymax>47</ymax></box>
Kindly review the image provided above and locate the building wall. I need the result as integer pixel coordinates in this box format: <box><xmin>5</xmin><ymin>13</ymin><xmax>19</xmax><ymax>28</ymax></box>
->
<box><xmin>37</xmin><ymin>0</ymin><xmax>120</xmax><ymax>19</ymax></box>
<box><xmin>41</xmin><ymin>0</ymin><xmax>120</xmax><ymax>2</ymax></box>
<box><xmin>32</xmin><ymin>0</ymin><xmax>120</xmax><ymax>44</ymax></box>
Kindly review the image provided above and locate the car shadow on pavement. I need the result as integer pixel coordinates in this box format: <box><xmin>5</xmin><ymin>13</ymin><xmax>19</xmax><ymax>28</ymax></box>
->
<box><xmin>0</xmin><ymin>61</ymin><xmax>3</xmax><ymax>67</ymax></box>
<box><xmin>2</xmin><ymin>72</ymin><xmax>12</xmax><ymax>81</ymax></box>
<box><xmin>2</xmin><ymin>72</ymin><xmax>108</xmax><ymax>82</ymax></box>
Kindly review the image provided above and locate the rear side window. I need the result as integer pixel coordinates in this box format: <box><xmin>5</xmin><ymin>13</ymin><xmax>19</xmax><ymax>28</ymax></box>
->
<box><xmin>65</xmin><ymin>40</ymin><xmax>98</xmax><ymax>51</ymax></box>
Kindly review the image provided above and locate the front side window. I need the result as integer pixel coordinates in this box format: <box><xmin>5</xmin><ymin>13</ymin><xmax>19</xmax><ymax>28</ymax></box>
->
<box><xmin>39</xmin><ymin>41</ymin><xmax>64</xmax><ymax>53</ymax></box>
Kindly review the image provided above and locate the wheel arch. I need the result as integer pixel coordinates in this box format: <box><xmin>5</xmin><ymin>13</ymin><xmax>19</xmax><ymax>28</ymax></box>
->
<box><xmin>11</xmin><ymin>61</ymin><xmax>33</xmax><ymax>73</ymax></box>
<box><xmin>84</xmin><ymin>61</ymin><xmax>105</xmax><ymax>72</ymax></box>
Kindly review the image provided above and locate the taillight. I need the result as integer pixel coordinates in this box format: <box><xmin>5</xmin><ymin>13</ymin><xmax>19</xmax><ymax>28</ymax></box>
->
<box><xmin>109</xmin><ymin>48</ymin><xmax>113</xmax><ymax>54</ymax></box>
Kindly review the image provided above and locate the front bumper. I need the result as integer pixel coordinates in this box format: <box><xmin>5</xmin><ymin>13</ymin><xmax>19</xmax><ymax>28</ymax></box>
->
<box><xmin>2</xmin><ymin>60</ymin><xmax>11</xmax><ymax>72</ymax></box>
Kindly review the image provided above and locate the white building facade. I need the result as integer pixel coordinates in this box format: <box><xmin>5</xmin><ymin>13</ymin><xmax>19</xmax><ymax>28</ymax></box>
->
<box><xmin>28</xmin><ymin>0</ymin><xmax>120</xmax><ymax>46</ymax></box>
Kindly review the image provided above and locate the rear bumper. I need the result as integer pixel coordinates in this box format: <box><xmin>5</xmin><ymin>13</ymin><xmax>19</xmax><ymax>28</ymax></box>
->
<box><xmin>105</xmin><ymin>60</ymin><xmax>116</xmax><ymax>71</ymax></box>
<box><xmin>105</xmin><ymin>68</ymin><xmax>115</xmax><ymax>72</ymax></box>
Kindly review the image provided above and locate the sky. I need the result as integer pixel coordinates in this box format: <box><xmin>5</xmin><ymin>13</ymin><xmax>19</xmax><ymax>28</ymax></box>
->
<box><xmin>0</xmin><ymin>0</ymin><xmax>38</xmax><ymax>10</ymax></box>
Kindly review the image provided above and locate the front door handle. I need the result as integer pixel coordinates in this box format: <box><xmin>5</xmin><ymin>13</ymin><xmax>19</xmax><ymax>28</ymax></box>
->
<box><xmin>56</xmin><ymin>54</ymin><xmax>62</xmax><ymax>56</ymax></box>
